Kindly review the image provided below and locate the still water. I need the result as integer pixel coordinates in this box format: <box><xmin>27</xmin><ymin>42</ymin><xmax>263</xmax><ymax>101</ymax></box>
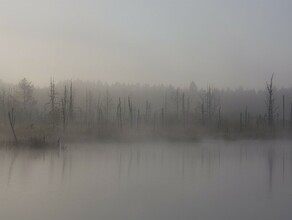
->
<box><xmin>0</xmin><ymin>140</ymin><xmax>291</xmax><ymax>220</ymax></box>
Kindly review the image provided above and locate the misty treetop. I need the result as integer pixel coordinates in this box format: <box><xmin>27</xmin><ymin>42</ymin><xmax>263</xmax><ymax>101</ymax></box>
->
<box><xmin>0</xmin><ymin>76</ymin><xmax>291</xmax><ymax>145</ymax></box>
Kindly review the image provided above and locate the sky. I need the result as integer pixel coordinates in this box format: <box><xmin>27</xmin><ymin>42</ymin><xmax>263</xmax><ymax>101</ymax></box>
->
<box><xmin>0</xmin><ymin>0</ymin><xmax>292</xmax><ymax>89</ymax></box>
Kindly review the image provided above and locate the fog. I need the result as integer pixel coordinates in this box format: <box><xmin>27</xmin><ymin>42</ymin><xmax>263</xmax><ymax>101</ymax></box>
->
<box><xmin>1</xmin><ymin>1</ymin><xmax>292</xmax><ymax>220</ymax></box>
<box><xmin>1</xmin><ymin>0</ymin><xmax>292</xmax><ymax>88</ymax></box>
<box><xmin>0</xmin><ymin>76</ymin><xmax>291</xmax><ymax>145</ymax></box>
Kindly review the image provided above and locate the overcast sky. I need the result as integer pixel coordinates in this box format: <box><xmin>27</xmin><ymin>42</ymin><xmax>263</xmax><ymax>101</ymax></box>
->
<box><xmin>0</xmin><ymin>0</ymin><xmax>291</xmax><ymax>89</ymax></box>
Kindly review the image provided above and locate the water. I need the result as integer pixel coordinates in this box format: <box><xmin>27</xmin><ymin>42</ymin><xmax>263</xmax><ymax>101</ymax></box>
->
<box><xmin>0</xmin><ymin>140</ymin><xmax>292</xmax><ymax>220</ymax></box>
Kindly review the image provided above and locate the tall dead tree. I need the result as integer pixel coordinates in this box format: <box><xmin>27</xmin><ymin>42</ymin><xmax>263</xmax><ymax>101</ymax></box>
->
<box><xmin>266</xmin><ymin>74</ymin><xmax>276</xmax><ymax>129</ymax></box>
<box><xmin>153</xmin><ymin>112</ymin><xmax>157</xmax><ymax>131</ymax></box>
<box><xmin>240</xmin><ymin>112</ymin><xmax>243</xmax><ymax>132</ymax></box>
<box><xmin>96</xmin><ymin>96</ymin><xmax>103</xmax><ymax>126</ymax></box>
<box><xmin>206</xmin><ymin>86</ymin><xmax>218</xmax><ymax>122</ymax></box>
<box><xmin>61</xmin><ymin>86</ymin><xmax>68</xmax><ymax>131</ymax></box>
<box><xmin>176</xmin><ymin>89</ymin><xmax>179</xmax><ymax>120</ymax></box>
<box><xmin>244</xmin><ymin>106</ymin><xmax>248</xmax><ymax>128</ymax></box>
<box><xmin>85</xmin><ymin>90</ymin><xmax>93</xmax><ymax>129</ymax></box>
<box><xmin>1</xmin><ymin>89</ymin><xmax>6</xmax><ymax>126</ymax></box>
<box><xmin>182</xmin><ymin>92</ymin><xmax>185</xmax><ymax>127</ymax></box>
<box><xmin>201</xmin><ymin>103</ymin><xmax>205</xmax><ymax>125</ymax></box>
<box><xmin>145</xmin><ymin>100</ymin><xmax>151</xmax><ymax>124</ymax></box>
<box><xmin>218</xmin><ymin>106</ymin><xmax>221</xmax><ymax>129</ymax></box>
<box><xmin>117</xmin><ymin>97</ymin><xmax>122</xmax><ymax>130</ymax></box>
<box><xmin>161</xmin><ymin>108</ymin><xmax>165</xmax><ymax>128</ymax></box>
<box><xmin>290</xmin><ymin>103</ymin><xmax>292</xmax><ymax>128</ymax></box>
<box><xmin>123</xmin><ymin>98</ymin><xmax>127</xmax><ymax>122</ymax></box>
<box><xmin>49</xmin><ymin>78</ymin><xmax>58</xmax><ymax>128</ymax></box>
<box><xmin>282</xmin><ymin>95</ymin><xmax>285</xmax><ymax>129</ymax></box>
<box><xmin>186</xmin><ymin>96</ymin><xmax>190</xmax><ymax>126</ymax></box>
<box><xmin>200</xmin><ymin>86</ymin><xmax>218</xmax><ymax>125</ymax></box>
<box><xmin>69</xmin><ymin>81</ymin><xmax>74</xmax><ymax>122</ymax></box>
<box><xmin>8</xmin><ymin>108</ymin><xmax>17</xmax><ymax>144</ymax></box>
<box><xmin>104</xmin><ymin>90</ymin><xmax>112</xmax><ymax>123</ymax></box>
<box><xmin>128</xmin><ymin>96</ymin><xmax>133</xmax><ymax>128</ymax></box>
<box><xmin>164</xmin><ymin>94</ymin><xmax>168</xmax><ymax>126</ymax></box>
<box><xmin>137</xmin><ymin>109</ymin><xmax>141</xmax><ymax>129</ymax></box>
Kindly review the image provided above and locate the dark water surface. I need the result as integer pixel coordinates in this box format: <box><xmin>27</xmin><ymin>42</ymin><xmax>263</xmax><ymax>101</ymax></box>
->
<box><xmin>0</xmin><ymin>140</ymin><xmax>292</xmax><ymax>220</ymax></box>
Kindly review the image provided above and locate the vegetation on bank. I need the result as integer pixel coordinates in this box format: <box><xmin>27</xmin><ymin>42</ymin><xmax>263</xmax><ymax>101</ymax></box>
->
<box><xmin>0</xmin><ymin>75</ymin><xmax>291</xmax><ymax>147</ymax></box>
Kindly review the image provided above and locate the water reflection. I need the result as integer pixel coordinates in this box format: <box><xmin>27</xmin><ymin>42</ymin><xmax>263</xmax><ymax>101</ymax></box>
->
<box><xmin>0</xmin><ymin>141</ymin><xmax>291</xmax><ymax>220</ymax></box>
<box><xmin>267</xmin><ymin>148</ymin><xmax>275</xmax><ymax>192</ymax></box>
<box><xmin>7</xmin><ymin>149</ymin><xmax>18</xmax><ymax>186</ymax></box>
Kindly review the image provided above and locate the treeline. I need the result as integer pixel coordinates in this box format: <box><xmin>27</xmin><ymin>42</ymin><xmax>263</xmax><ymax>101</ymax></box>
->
<box><xmin>0</xmin><ymin>76</ymin><xmax>291</xmax><ymax>145</ymax></box>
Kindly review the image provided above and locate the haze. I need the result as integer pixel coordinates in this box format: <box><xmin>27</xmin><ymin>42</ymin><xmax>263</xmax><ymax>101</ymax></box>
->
<box><xmin>1</xmin><ymin>0</ymin><xmax>292</xmax><ymax>89</ymax></box>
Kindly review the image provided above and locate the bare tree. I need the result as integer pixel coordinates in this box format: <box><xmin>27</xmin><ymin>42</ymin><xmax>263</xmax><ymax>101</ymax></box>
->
<box><xmin>1</xmin><ymin>89</ymin><xmax>7</xmax><ymax>126</ymax></box>
<box><xmin>164</xmin><ymin>93</ymin><xmax>168</xmax><ymax>121</ymax></box>
<box><xmin>206</xmin><ymin>86</ymin><xmax>218</xmax><ymax>122</ymax></box>
<box><xmin>137</xmin><ymin>109</ymin><xmax>141</xmax><ymax>129</ymax></box>
<box><xmin>176</xmin><ymin>89</ymin><xmax>179</xmax><ymax>120</ymax></box>
<box><xmin>103</xmin><ymin>90</ymin><xmax>112</xmax><ymax>123</ymax></box>
<box><xmin>282</xmin><ymin>95</ymin><xmax>285</xmax><ymax>129</ymax></box>
<box><xmin>8</xmin><ymin>108</ymin><xmax>17</xmax><ymax>144</ymax></box>
<box><xmin>182</xmin><ymin>92</ymin><xmax>185</xmax><ymax>127</ymax></box>
<box><xmin>117</xmin><ymin>97</ymin><xmax>122</xmax><ymax>130</ymax></box>
<box><xmin>85</xmin><ymin>90</ymin><xmax>93</xmax><ymax>129</ymax></box>
<box><xmin>128</xmin><ymin>96</ymin><xmax>133</xmax><ymax>128</ymax></box>
<box><xmin>61</xmin><ymin>86</ymin><xmax>68</xmax><ymax>131</ymax></box>
<box><xmin>145</xmin><ymin>100</ymin><xmax>151</xmax><ymax>124</ymax></box>
<box><xmin>201</xmin><ymin>103</ymin><xmax>205</xmax><ymax>125</ymax></box>
<box><xmin>49</xmin><ymin>78</ymin><xmax>58</xmax><ymax>128</ymax></box>
<box><xmin>266</xmin><ymin>74</ymin><xmax>276</xmax><ymax>128</ymax></box>
<box><xmin>199</xmin><ymin>86</ymin><xmax>219</xmax><ymax>125</ymax></box>
<box><xmin>69</xmin><ymin>81</ymin><xmax>74</xmax><ymax>122</ymax></box>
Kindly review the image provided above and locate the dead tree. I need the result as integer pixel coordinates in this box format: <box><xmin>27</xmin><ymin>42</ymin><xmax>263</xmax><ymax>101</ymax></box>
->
<box><xmin>137</xmin><ymin>109</ymin><xmax>141</xmax><ymax>129</ymax></box>
<box><xmin>244</xmin><ymin>106</ymin><xmax>248</xmax><ymax>128</ymax></box>
<box><xmin>182</xmin><ymin>92</ymin><xmax>185</xmax><ymax>127</ymax></box>
<box><xmin>153</xmin><ymin>112</ymin><xmax>157</xmax><ymax>131</ymax></box>
<box><xmin>123</xmin><ymin>98</ymin><xmax>127</xmax><ymax>123</ymax></box>
<box><xmin>161</xmin><ymin>108</ymin><xmax>165</xmax><ymax>128</ymax></box>
<box><xmin>85</xmin><ymin>90</ymin><xmax>93</xmax><ymax>129</ymax></box>
<box><xmin>266</xmin><ymin>74</ymin><xmax>276</xmax><ymax>129</ymax></box>
<box><xmin>69</xmin><ymin>81</ymin><xmax>74</xmax><ymax>122</ymax></box>
<box><xmin>104</xmin><ymin>90</ymin><xmax>112</xmax><ymax>124</ymax></box>
<box><xmin>282</xmin><ymin>95</ymin><xmax>285</xmax><ymax>129</ymax></box>
<box><xmin>128</xmin><ymin>96</ymin><xmax>133</xmax><ymax>128</ymax></box>
<box><xmin>218</xmin><ymin>106</ymin><xmax>221</xmax><ymax>129</ymax></box>
<box><xmin>290</xmin><ymin>103</ymin><xmax>292</xmax><ymax>128</ymax></box>
<box><xmin>8</xmin><ymin>108</ymin><xmax>17</xmax><ymax>144</ymax></box>
<box><xmin>186</xmin><ymin>96</ymin><xmax>190</xmax><ymax>126</ymax></box>
<box><xmin>164</xmin><ymin>94</ymin><xmax>168</xmax><ymax>126</ymax></box>
<box><xmin>49</xmin><ymin>78</ymin><xmax>58</xmax><ymax>128</ymax></box>
<box><xmin>290</xmin><ymin>103</ymin><xmax>292</xmax><ymax>129</ymax></box>
<box><xmin>117</xmin><ymin>98</ymin><xmax>122</xmax><ymax>130</ymax></box>
<box><xmin>240</xmin><ymin>112</ymin><xmax>243</xmax><ymax>132</ymax></box>
<box><xmin>145</xmin><ymin>100</ymin><xmax>151</xmax><ymax>124</ymax></box>
<box><xmin>176</xmin><ymin>89</ymin><xmax>179</xmax><ymax>121</ymax></box>
<box><xmin>1</xmin><ymin>89</ymin><xmax>6</xmax><ymax>126</ymax></box>
<box><xmin>61</xmin><ymin>86</ymin><xmax>68</xmax><ymax>131</ymax></box>
<box><xmin>201</xmin><ymin>103</ymin><xmax>205</xmax><ymax>125</ymax></box>
<box><xmin>96</xmin><ymin>105</ymin><xmax>103</xmax><ymax>127</ymax></box>
<box><xmin>201</xmin><ymin>86</ymin><xmax>219</xmax><ymax>125</ymax></box>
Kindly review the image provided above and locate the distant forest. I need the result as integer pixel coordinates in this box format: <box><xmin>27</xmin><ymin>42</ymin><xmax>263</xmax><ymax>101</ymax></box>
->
<box><xmin>0</xmin><ymin>75</ymin><xmax>291</xmax><ymax>145</ymax></box>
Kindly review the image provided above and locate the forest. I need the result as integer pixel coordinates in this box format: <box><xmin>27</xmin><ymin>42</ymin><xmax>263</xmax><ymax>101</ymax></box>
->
<box><xmin>0</xmin><ymin>75</ymin><xmax>291</xmax><ymax>146</ymax></box>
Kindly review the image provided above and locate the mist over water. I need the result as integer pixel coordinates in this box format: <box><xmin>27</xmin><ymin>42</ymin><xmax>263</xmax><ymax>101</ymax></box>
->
<box><xmin>0</xmin><ymin>140</ymin><xmax>291</xmax><ymax>220</ymax></box>
<box><xmin>1</xmin><ymin>1</ymin><xmax>292</xmax><ymax>219</ymax></box>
